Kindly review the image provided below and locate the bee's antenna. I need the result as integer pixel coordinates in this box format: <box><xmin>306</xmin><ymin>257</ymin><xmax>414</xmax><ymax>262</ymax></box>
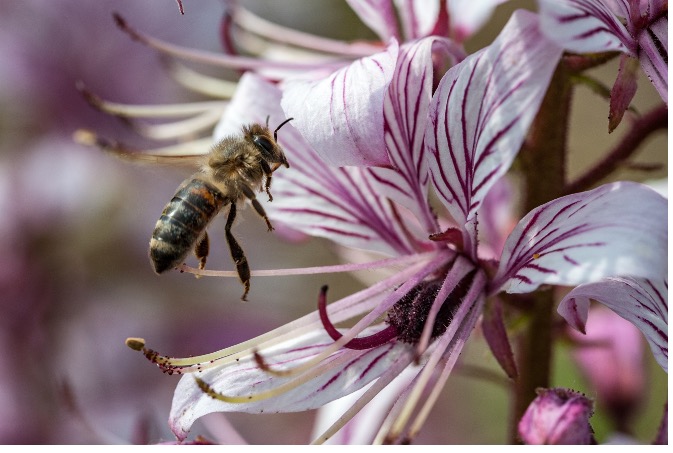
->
<box><xmin>274</xmin><ymin>118</ymin><xmax>294</xmax><ymax>142</ymax></box>
<box><xmin>265</xmin><ymin>115</ymin><xmax>270</xmax><ymax>128</ymax></box>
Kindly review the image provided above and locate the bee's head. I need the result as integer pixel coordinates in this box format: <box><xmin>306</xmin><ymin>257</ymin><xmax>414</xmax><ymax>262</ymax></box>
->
<box><xmin>247</xmin><ymin>118</ymin><xmax>293</xmax><ymax>169</ymax></box>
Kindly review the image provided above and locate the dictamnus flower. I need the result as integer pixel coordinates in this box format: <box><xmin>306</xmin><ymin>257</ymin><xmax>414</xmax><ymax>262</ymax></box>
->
<box><xmin>118</xmin><ymin>9</ymin><xmax>666</xmax><ymax>444</ymax></box>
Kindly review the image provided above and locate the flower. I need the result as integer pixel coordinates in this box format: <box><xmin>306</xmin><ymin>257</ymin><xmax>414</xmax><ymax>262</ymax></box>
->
<box><xmin>518</xmin><ymin>388</ymin><xmax>596</xmax><ymax>445</ymax></box>
<box><xmin>537</xmin><ymin>0</ymin><xmax>668</xmax><ymax>130</ymax></box>
<box><xmin>123</xmin><ymin>9</ymin><xmax>667</xmax><ymax>444</ymax></box>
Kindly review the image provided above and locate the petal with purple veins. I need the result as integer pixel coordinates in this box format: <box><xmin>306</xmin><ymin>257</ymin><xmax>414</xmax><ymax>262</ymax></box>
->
<box><xmin>425</xmin><ymin>9</ymin><xmax>562</xmax><ymax>255</ymax></box>
<box><xmin>169</xmin><ymin>329</ymin><xmax>412</xmax><ymax>441</ymax></box>
<box><xmin>558</xmin><ymin>276</ymin><xmax>668</xmax><ymax>372</ymax></box>
<box><xmin>492</xmin><ymin>182</ymin><xmax>668</xmax><ymax>294</ymax></box>
<box><xmin>538</xmin><ymin>0</ymin><xmax>635</xmax><ymax>54</ymax></box>
<box><xmin>281</xmin><ymin>42</ymin><xmax>398</xmax><ymax>167</ymax></box>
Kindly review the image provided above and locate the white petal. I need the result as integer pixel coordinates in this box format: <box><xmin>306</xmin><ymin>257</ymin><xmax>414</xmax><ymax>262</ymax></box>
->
<box><xmin>538</xmin><ymin>0</ymin><xmax>634</xmax><ymax>54</ymax></box>
<box><xmin>169</xmin><ymin>329</ymin><xmax>411</xmax><ymax>440</ymax></box>
<box><xmin>281</xmin><ymin>43</ymin><xmax>398</xmax><ymax>167</ymax></box>
<box><xmin>426</xmin><ymin>10</ymin><xmax>562</xmax><ymax>254</ymax></box>
<box><xmin>558</xmin><ymin>277</ymin><xmax>668</xmax><ymax>372</ymax></box>
<box><xmin>493</xmin><ymin>182</ymin><xmax>668</xmax><ymax>293</ymax></box>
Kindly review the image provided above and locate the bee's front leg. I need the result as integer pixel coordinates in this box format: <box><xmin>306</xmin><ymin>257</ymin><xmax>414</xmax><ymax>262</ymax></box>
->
<box><xmin>260</xmin><ymin>160</ymin><xmax>275</xmax><ymax>201</ymax></box>
<box><xmin>225</xmin><ymin>203</ymin><xmax>250</xmax><ymax>301</ymax></box>
<box><xmin>242</xmin><ymin>185</ymin><xmax>274</xmax><ymax>232</ymax></box>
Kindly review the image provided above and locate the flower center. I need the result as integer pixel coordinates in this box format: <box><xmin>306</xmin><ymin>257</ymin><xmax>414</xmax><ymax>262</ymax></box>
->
<box><xmin>386</xmin><ymin>271</ymin><xmax>476</xmax><ymax>344</ymax></box>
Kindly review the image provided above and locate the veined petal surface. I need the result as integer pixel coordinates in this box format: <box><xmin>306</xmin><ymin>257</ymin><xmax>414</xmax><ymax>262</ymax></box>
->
<box><xmin>217</xmin><ymin>73</ymin><xmax>418</xmax><ymax>255</ymax></box>
<box><xmin>558</xmin><ymin>277</ymin><xmax>668</xmax><ymax>372</ymax></box>
<box><xmin>281</xmin><ymin>42</ymin><xmax>398</xmax><ymax>167</ymax></box>
<box><xmin>538</xmin><ymin>0</ymin><xmax>635</xmax><ymax>54</ymax></box>
<box><xmin>426</xmin><ymin>10</ymin><xmax>562</xmax><ymax>254</ymax></box>
<box><xmin>169</xmin><ymin>329</ymin><xmax>411</xmax><ymax>440</ymax></box>
<box><xmin>492</xmin><ymin>182</ymin><xmax>667</xmax><ymax>294</ymax></box>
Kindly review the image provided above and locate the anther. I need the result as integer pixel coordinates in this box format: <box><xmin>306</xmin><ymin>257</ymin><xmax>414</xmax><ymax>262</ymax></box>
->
<box><xmin>125</xmin><ymin>337</ymin><xmax>146</xmax><ymax>351</ymax></box>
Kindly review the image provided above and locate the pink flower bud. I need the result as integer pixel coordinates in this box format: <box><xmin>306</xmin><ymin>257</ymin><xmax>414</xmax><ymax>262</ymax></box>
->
<box><xmin>518</xmin><ymin>388</ymin><xmax>595</xmax><ymax>445</ymax></box>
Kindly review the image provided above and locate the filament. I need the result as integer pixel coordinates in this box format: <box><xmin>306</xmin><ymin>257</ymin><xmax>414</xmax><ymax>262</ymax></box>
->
<box><xmin>76</xmin><ymin>81</ymin><xmax>226</xmax><ymax>118</ymax></box>
<box><xmin>231</xmin><ymin>5</ymin><xmax>382</xmax><ymax>57</ymax></box>
<box><xmin>383</xmin><ymin>271</ymin><xmax>486</xmax><ymax>442</ymax></box>
<box><xmin>125</xmin><ymin>257</ymin><xmax>436</xmax><ymax>372</ymax></box>
<box><xmin>161</xmin><ymin>57</ymin><xmax>238</xmax><ymax>98</ymax></box>
<box><xmin>113</xmin><ymin>13</ymin><xmax>349</xmax><ymax>72</ymax></box>
<box><xmin>176</xmin><ymin>250</ymin><xmax>442</xmax><ymax>277</ymax></box>
<box><xmin>310</xmin><ymin>349</ymin><xmax>416</xmax><ymax>444</ymax></box>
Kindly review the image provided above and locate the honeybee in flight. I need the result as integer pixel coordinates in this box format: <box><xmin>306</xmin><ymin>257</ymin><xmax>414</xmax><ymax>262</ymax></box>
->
<box><xmin>80</xmin><ymin>117</ymin><xmax>293</xmax><ymax>301</ymax></box>
<box><xmin>147</xmin><ymin>118</ymin><xmax>293</xmax><ymax>300</ymax></box>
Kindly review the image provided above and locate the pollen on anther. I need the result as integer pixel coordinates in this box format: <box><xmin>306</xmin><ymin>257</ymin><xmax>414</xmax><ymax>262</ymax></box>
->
<box><xmin>125</xmin><ymin>337</ymin><xmax>146</xmax><ymax>351</ymax></box>
<box><xmin>533</xmin><ymin>253</ymin><xmax>541</xmax><ymax>259</ymax></box>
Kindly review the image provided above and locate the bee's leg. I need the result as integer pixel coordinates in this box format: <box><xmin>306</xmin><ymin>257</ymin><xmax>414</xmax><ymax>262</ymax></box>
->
<box><xmin>225</xmin><ymin>203</ymin><xmax>250</xmax><ymax>301</ymax></box>
<box><xmin>260</xmin><ymin>160</ymin><xmax>274</xmax><ymax>201</ymax></box>
<box><xmin>241</xmin><ymin>184</ymin><xmax>274</xmax><ymax>232</ymax></box>
<box><xmin>194</xmin><ymin>232</ymin><xmax>210</xmax><ymax>273</ymax></box>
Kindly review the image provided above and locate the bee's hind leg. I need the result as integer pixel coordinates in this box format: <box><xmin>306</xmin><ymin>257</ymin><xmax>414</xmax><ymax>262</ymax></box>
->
<box><xmin>225</xmin><ymin>203</ymin><xmax>250</xmax><ymax>301</ymax></box>
<box><xmin>241</xmin><ymin>184</ymin><xmax>274</xmax><ymax>232</ymax></box>
<box><xmin>194</xmin><ymin>232</ymin><xmax>210</xmax><ymax>276</ymax></box>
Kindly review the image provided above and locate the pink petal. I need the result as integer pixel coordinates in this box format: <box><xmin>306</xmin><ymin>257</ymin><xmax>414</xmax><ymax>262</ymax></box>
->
<box><xmin>425</xmin><ymin>10</ymin><xmax>562</xmax><ymax>256</ymax></box>
<box><xmin>281</xmin><ymin>43</ymin><xmax>398</xmax><ymax>167</ymax></box>
<box><xmin>492</xmin><ymin>182</ymin><xmax>668</xmax><ymax>294</ymax></box>
<box><xmin>558</xmin><ymin>277</ymin><xmax>668</xmax><ymax>372</ymax></box>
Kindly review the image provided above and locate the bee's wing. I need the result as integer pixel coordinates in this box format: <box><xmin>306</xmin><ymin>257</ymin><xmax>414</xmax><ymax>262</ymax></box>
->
<box><xmin>75</xmin><ymin>130</ymin><xmax>209</xmax><ymax>168</ymax></box>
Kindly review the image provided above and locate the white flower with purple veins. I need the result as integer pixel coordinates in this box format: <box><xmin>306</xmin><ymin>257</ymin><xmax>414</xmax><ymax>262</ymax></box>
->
<box><xmin>538</xmin><ymin>0</ymin><xmax>668</xmax><ymax>129</ymax></box>
<box><xmin>126</xmin><ymin>9</ymin><xmax>668</xmax><ymax>444</ymax></box>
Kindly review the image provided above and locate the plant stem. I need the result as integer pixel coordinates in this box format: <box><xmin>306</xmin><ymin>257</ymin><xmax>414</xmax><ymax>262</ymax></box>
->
<box><xmin>509</xmin><ymin>61</ymin><xmax>572</xmax><ymax>443</ymax></box>
<box><xmin>563</xmin><ymin>104</ymin><xmax>668</xmax><ymax>195</ymax></box>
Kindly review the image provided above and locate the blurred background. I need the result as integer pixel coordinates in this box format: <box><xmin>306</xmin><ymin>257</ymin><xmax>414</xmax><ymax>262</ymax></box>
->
<box><xmin>0</xmin><ymin>0</ymin><xmax>666</xmax><ymax>444</ymax></box>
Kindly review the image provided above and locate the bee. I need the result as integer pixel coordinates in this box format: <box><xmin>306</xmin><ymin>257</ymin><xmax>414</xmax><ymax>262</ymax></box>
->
<box><xmin>146</xmin><ymin>118</ymin><xmax>293</xmax><ymax>300</ymax></box>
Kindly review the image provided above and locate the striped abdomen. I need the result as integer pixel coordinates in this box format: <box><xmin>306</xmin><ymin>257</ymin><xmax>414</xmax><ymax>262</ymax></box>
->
<box><xmin>150</xmin><ymin>178</ymin><xmax>228</xmax><ymax>273</ymax></box>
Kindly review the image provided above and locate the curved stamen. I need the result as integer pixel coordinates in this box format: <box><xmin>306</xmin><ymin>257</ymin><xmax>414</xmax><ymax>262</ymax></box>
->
<box><xmin>318</xmin><ymin>285</ymin><xmax>398</xmax><ymax>350</ymax></box>
<box><xmin>113</xmin><ymin>13</ymin><xmax>350</xmax><ymax>72</ymax></box>
<box><xmin>160</xmin><ymin>57</ymin><xmax>238</xmax><ymax>98</ymax></box>
<box><xmin>231</xmin><ymin>6</ymin><xmax>382</xmax><ymax>57</ymax></box>
<box><xmin>76</xmin><ymin>81</ymin><xmax>227</xmax><ymax>118</ymax></box>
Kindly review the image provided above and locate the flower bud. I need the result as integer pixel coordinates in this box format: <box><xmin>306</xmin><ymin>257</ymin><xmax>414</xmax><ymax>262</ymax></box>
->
<box><xmin>518</xmin><ymin>388</ymin><xmax>595</xmax><ymax>445</ymax></box>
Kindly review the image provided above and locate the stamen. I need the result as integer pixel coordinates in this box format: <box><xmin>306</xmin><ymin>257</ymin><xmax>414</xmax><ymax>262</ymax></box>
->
<box><xmin>231</xmin><ymin>6</ymin><xmax>382</xmax><ymax>57</ymax></box>
<box><xmin>310</xmin><ymin>349</ymin><xmax>416</xmax><ymax>445</ymax></box>
<box><xmin>318</xmin><ymin>285</ymin><xmax>398</xmax><ymax>350</ymax></box>
<box><xmin>381</xmin><ymin>271</ymin><xmax>487</xmax><ymax>443</ymax></box>
<box><xmin>124</xmin><ymin>260</ymin><xmax>431</xmax><ymax>374</ymax></box>
<box><xmin>128</xmin><ymin>109</ymin><xmax>224</xmax><ymax>141</ymax></box>
<box><xmin>253</xmin><ymin>349</ymin><xmax>293</xmax><ymax>377</ymax></box>
<box><xmin>175</xmin><ymin>0</ymin><xmax>184</xmax><ymax>15</ymax></box>
<box><xmin>161</xmin><ymin>57</ymin><xmax>238</xmax><ymax>98</ymax></box>
<box><xmin>192</xmin><ymin>346</ymin><xmax>364</xmax><ymax>404</ymax></box>
<box><xmin>76</xmin><ymin>81</ymin><xmax>226</xmax><ymax>118</ymax></box>
<box><xmin>74</xmin><ymin>129</ymin><xmax>211</xmax><ymax>163</ymax></box>
<box><xmin>176</xmin><ymin>250</ymin><xmax>443</xmax><ymax>277</ymax></box>
<box><xmin>112</xmin><ymin>13</ymin><xmax>349</xmax><ymax>72</ymax></box>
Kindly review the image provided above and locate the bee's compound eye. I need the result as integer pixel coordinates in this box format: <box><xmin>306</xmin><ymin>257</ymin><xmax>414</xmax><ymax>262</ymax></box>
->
<box><xmin>253</xmin><ymin>136</ymin><xmax>275</xmax><ymax>155</ymax></box>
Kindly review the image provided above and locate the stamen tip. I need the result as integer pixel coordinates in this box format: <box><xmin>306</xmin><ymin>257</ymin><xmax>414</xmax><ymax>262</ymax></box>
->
<box><xmin>73</xmin><ymin>129</ymin><xmax>97</xmax><ymax>147</ymax></box>
<box><xmin>125</xmin><ymin>337</ymin><xmax>146</xmax><ymax>351</ymax></box>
